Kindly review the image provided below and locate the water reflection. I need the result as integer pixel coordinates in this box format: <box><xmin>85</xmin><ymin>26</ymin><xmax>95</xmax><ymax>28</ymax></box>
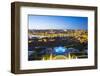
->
<box><xmin>28</xmin><ymin>46</ymin><xmax>88</xmax><ymax>60</ymax></box>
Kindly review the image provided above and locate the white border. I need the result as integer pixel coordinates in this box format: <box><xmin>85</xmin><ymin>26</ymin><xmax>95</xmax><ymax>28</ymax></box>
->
<box><xmin>20</xmin><ymin>6</ymin><xmax>95</xmax><ymax>70</ymax></box>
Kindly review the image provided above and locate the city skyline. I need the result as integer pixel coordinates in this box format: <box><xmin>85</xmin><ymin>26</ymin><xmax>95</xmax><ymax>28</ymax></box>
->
<box><xmin>28</xmin><ymin>15</ymin><xmax>88</xmax><ymax>30</ymax></box>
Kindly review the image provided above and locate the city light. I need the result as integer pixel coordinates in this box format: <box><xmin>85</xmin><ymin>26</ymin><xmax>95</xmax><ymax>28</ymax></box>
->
<box><xmin>54</xmin><ymin>46</ymin><xmax>66</xmax><ymax>53</ymax></box>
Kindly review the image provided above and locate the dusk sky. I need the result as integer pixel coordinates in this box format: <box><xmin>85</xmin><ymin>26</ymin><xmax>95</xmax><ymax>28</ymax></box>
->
<box><xmin>28</xmin><ymin>15</ymin><xmax>88</xmax><ymax>30</ymax></box>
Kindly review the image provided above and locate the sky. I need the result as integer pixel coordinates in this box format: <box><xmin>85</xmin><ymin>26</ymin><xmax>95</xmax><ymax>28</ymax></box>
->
<box><xmin>28</xmin><ymin>15</ymin><xmax>88</xmax><ymax>30</ymax></box>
